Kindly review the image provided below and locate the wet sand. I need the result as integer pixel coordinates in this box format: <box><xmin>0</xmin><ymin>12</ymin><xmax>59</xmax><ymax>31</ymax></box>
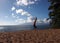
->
<box><xmin>0</xmin><ymin>29</ymin><xmax>60</xmax><ymax>43</ymax></box>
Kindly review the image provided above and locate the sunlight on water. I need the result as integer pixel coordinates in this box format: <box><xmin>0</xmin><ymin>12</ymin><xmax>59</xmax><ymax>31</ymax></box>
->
<box><xmin>0</xmin><ymin>27</ymin><xmax>4</xmax><ymax>29</ymax></box>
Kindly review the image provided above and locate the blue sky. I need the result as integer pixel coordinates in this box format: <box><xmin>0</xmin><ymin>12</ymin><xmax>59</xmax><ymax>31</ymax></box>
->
<box><xmin>0</xmin><ymin>0</ymin><xmax>50</xmax><ymax>25</ymax></box>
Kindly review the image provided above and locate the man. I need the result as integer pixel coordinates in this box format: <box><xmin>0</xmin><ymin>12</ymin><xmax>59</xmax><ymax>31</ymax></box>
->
<box><xmin>33</xmin><ymin>17</ymin><xmax>37</xmax><ymax>28</ymax></box>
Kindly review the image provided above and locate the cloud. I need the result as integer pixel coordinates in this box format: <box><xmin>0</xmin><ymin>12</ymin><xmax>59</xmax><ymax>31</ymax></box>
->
<box><xmin>43</xmin><ymin>18</ymin><xmax>51</xmax><ymax>23</ymax></box>
<box><xmin>26</xmin><ymin>16</ymin><xmax>43</xmax><ymax>23</ymax></box>
<box><xmin>37</xmin><ymin>19</ymin><xmax>43</xmax><ymax>23</ymax></box>
<box><xmin>15</xmin><ymin>16</ymin><xmax>35</xmax><ymax>24</ymax></box>
<box><xmin>15</xmin><ymin>15</ymin><xmax>33</xmax><ymax>24</ymax></box>
<box><xmin>14</xmin><ymin>16</ymin><xmax>51</xmax><ymax>25</ymax></box>
<box><xmin>15</xmin><ymin>18</ymin><xmax>26</xmax><ymax>24</ymax></box>
<box><xmin>35</xmin><ymin>0</ymin><xmax>37</xmax><ymax>1</ymax></box>
<box><xmin>16</xmin><ymin>9</ymin><xmax>31</xmax><ymax>16</ymax></box>
<box><xmin>16</xmin><ymin>9</ymin><xmax>24</xmax><ymax>14</ymax></box>
<box><xmin>47</xmin><ymin>19</ymin><xmax>51</xmax><ymax>23</ymax></box>
<box><xmin>0</xmin><ymin>21</ymin><xmax>16</xmax><ymax>25</ymax></box>
<box><xmin>26</xmin><ymin>16</ymin><xmax>33</xmax><ymax>23</ymax></box>
<box><xmin>12</xmin><ymin>11</ymin><xmax>50</xmax><ymax>24</ymax></box>
<box><xmin>43</xmin><ymin>18</ymin><xmax>47</xmax><ymax>23</ymax></box>
<box><xmin>11</xmin><ymin>6</ymin><xmax>15</xmax><ymax>11</ymax></box>
<box><xmin>16</xmin><ymin>0</ymin><xmax>38</xmax><ymax>6</ymax></box>
<box><xmin>10</xmin><ymin>0</ymin><xmax>43</xmax><ymax>25</ymax></box>
<box><xmin>12</xmin><ymin>13</ymin><xmax>16</xmax><ymax>18</ymax></box>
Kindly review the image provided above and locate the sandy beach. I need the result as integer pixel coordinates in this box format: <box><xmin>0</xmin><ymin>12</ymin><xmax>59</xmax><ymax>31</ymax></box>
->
<box><xmin>0</xmin><ymin>29</ymin><xmax>60</xmax><ymax>43</ymax></box>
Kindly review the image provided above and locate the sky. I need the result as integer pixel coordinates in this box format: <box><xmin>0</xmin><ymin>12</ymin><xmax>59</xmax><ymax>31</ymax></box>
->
<box><xmin>0</xmin><ymin>0</ymin><xmax>50</xmax><ymax>25</ymax></box>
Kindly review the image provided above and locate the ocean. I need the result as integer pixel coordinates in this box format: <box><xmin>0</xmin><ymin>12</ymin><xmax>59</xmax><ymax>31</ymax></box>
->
<box><xmin>0</xmin><ymin>24</ymin><xmax>50</xmax><ymax>32</ymax></box>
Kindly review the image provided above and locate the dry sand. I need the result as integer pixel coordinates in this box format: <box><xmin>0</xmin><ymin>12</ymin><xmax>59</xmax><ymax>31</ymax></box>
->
<box><xmin>0</xmin><ymin>29</ymin><xmax>60</xmax><ymax>43</ymax></box>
